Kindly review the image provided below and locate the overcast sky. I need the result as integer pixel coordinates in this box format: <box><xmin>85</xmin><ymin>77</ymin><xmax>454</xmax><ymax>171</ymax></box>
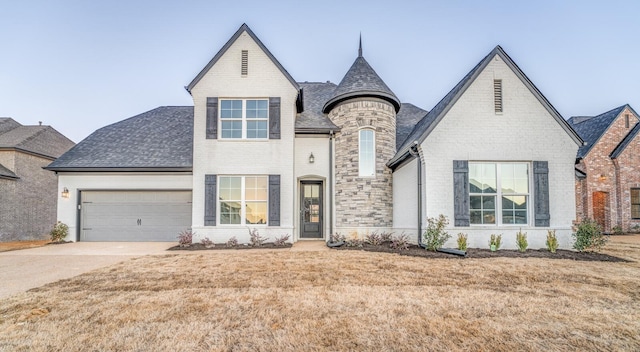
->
<box><xmin>1</xmin><ymin>0</ymin><xmax>639</xmax><ymax>142</ymax></box>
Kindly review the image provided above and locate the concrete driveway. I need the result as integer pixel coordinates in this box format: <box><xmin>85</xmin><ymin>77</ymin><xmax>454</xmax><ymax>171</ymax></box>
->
<box><xmin>0</xmin><ymin>242</ymin><xmax>173</xmax><ymax>299</ymax></box>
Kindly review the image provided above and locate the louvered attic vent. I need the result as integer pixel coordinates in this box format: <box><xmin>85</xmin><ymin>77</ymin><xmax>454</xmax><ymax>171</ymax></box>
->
<box><xmin>494</xmin><ymin>79</ymin><xmax>503</xmax><ymax>113</ymax></box>
<box><xmin>241</xmin><ymin>50</ymin><xmax>248</xmax><ymax>76</ymax></box>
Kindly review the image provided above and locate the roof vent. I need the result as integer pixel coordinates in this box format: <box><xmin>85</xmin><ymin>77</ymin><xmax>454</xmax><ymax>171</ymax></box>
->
<box><xmin>241</xmin><ymin>50</ymin><xmax>248</xmax><ymax>76</ymax></box>
<box><xmin>494</xmin><ymin>79</ymin><xmax>503</xmax><ymax>113</ymax></box>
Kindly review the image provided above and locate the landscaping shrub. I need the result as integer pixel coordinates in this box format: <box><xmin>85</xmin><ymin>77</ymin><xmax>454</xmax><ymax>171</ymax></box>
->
<box><xmin>456</xmin><ymin>233</ymin><xmax>468</xmax><ymax>251</ymax></box>
<box><xmin>274</xmin><ymin>234</ymin><xmax>290</xmax><ymax>246</ymax></box>
<box><xmin>50</xmin><ymin>221</ymin><xmax>69</xmax><ymax>243</ymax></box>
<box><xmin>177</xmin><ymin>229</ymin><xmax>194</xmax><ymax>247</ymax></box>
<box><xmin>612</xmin><ymin>225</ymin><xmax>624</xmax><ymax>236</ymax></box>
<box><xmin>573</xmin><ymin>218</ymin><xmax>607</xmax><ymax>252</ymax></box>
<box><xmin>330</xmin><ymin>233</ymin><xmax>345</xmax><ymax>243</ymax></box>
<box><xmin>390</xmin><ymin>233</ymin><xmax>409</xmax><ymax>250</ymax></box>
<box><xmin>365</xmin><ymin>232</ymin><xmax>383</xmax><ymax>246</ymax></box>
<box><xmin>546</xmin><ymin>230</ymin><xmax>559</xmax><ymax>253</ymax></box>
<box><xmin>516</xmin><ymin>229</ymin><xmax>528</xmax><ymax>253</ymax></box>
<box><xmin>226</xmin><ymin>236</ymin><xmax>238</xmax><ymax>247</ymax></box>
<box><xmin>249</xmin><ymin>228</ymin><xmax>268</xmax><ymax>247</ymax></box>
<box><xmin>380</xmin><ymin>231</ymin><xmax>393</xmax><ymax>243</ymax></box>
<box><xmin>201</xmin><ymin>237</ymin><xmax>214</xmax><ymax>248</ymax></box>
<box><xmin>489</xmin><ymin>234</ymin><xmax>502</xmax><ymax>251</ymax></box>
<box><xmin>422</xmin><ymin>214</ymin><xmax>451</xmax><ymax>251</ymax></box>
<box><xmin>345</xmin><ymin>238</ymin><xmax>364</xmax><ymax>247</ymax></box>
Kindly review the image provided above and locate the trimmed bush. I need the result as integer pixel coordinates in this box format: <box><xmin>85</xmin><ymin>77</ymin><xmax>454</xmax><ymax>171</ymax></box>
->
<box><xmin>546</xmin><ymin>230</ymin><xmax>559</xmax><ymax>253</ymax></box>
<box><xmin>516</xmin><ymin>229</ymin><xmax>528</xmax><ymax>253</ymax></box>
<box><xmin>50</xmin><ymin>221</ymin><xmax>69</xmax><ymax>243</ymax></box>
<box><xmin>573</xmin><ymin>218</ymin><xmax>607</xmax><ymax>252</ymax></box>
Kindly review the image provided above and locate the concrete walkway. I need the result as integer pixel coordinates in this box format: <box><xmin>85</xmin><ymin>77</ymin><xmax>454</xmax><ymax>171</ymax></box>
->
<box><xmin>0</xmin><ymin>241</ymin><xmax>328</xmax><ymax>299</ymax></box>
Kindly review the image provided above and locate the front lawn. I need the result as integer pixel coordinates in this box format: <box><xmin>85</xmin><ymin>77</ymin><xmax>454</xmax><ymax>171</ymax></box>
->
<box><xmin>1</xmin><ymin>239</ymin><xmax>639</xmax><ymax>351</ymax></box>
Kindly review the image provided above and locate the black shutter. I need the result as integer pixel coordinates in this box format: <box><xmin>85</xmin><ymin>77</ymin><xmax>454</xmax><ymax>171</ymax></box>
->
<box><xmin>453</xmin><ymin>160</ymin><xmax>470</xmax><ymax>227</ymax></box>
<box><xmin>269</xmin><ymin>97</ymin><xmax>281</xmax><ymax>139</ymax></box>
<box><xmin>206</xmin><ymin>97</ymin><xmax>218</xmax><ymax>139</ymax></box>
<box><xmin>533</xmin><ymin>161</ymin><xmax>550</xmax><ymax>227</ymax></box>
<box><xmin>269</xmin><ymin>175</ymin><xmax>280</xmax><ymax>226</ymax></box>
<box><xmin>204</xmin><ymin>175</ymin><xmax>217</xmax><ymax>226</ymax></box>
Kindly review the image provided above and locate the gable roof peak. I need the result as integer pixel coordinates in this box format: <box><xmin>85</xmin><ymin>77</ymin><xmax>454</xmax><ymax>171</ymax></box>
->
<box><xmin>186</xmin><ymin>23</ymin><xmax>299</xmax><ymax>93</ymax></box>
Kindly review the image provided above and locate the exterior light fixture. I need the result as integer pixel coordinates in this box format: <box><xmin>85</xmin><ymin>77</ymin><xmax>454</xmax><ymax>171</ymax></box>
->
<box><xmin>599</xmin><ymin>174</ymin><xmax>606</xmax><ymax>181</ymax></box>
<box><xmin>61</xmin><ymin>187</ymin><xmax>70</xmax><ymax>198</ymax></box>
<box><xmin>309</xmin><ymin>153</ymin><xmax>315</xmax><ymax>164</ymax></box>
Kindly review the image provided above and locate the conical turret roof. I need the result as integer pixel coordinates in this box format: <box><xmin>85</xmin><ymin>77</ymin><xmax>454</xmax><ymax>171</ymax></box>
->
<box><xmin>322</xmin><ymin>41</ymin><xmax>400</xmax><ymax>113</ymax></box>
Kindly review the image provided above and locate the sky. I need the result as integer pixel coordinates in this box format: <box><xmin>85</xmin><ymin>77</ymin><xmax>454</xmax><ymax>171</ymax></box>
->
<box><xmin>1</xmin><ymin>0</ymin><xmax>639</xmax><ymax>143</ymax></box>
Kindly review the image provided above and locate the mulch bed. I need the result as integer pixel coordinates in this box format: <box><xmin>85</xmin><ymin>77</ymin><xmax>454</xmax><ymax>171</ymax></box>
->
<box><xmin>333</xmin><ymin>243</ymin><xmax>630</xmax><ymax>262</ymax></box>
<box><xmin>168</xmin><ymin>243</ymin><xmax>292</xmax><ymax>251</ymax></box>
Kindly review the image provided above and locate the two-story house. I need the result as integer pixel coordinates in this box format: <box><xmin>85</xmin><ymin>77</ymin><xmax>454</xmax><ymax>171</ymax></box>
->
<box><xmin>569</xmin><ymin>105</ymin><xmax>640</xmax><ymax>233</ymax></box>
<box><xmin>47</xmin><ymin>24</ymin><xmax>582</xmax><ymax>248</ymax></box>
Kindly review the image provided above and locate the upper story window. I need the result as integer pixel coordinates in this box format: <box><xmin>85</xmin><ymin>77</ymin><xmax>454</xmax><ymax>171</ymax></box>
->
<box><xmin>220</xmin><ymin>99</ymin><xmax>268</xmax><ymax>139</ymax></box>
<box><xmin>359</xmin><ymin>129</ymin><xmax>375</xmax><ymax>177</ymax></box>
<box><xmin>469</xmin><ymin>162</ymin><xmax>529</xmax><ymax>225</ymax></box>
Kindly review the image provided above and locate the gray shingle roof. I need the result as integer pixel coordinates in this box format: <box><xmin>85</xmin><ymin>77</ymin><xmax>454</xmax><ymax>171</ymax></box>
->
<box><xmin>0</xmin><ymin>121</ymin><xmax>74</xmax><ymax>159</ymax></box>
<box><xmin>0</xmin><ymin>163</ymin><xmax>18</xmax><ymax>180</ymax></box>
<box><xmin>388</xmin><ymin>45</ymin><xmax>583</xmax><ymax>169</ymax></box>
<box><xmin>568</xmin><ymin>105</ymin><xmax>627</xmax><ymax>159</ymax></box>
<box><xmin>295</xmin><ymin>82</ymin><xmax>340</xmax><ymax>133</ymax></box>
<box><xmin>396</xmin><ymin>103</ymin><xmax>428</xmax><ymax>150</ymax></box>
<box><xmin>323</xmin><ymin>55</ymin><xmax>400</xmax><ymax>113</ymax></box>
<box><xmin>46</xmin><ymin>106</ymin><xmax>193</xmax><ymax>171</ymax></box>
<box><xmin>0</xmin><ymin>118</ymin><xmax>21</xmax><ymax>134</ymax></box>
<box><xmin>610</xmin><ymin>114</ymin><xmax>640</xmax><ymax>159</ymax></box>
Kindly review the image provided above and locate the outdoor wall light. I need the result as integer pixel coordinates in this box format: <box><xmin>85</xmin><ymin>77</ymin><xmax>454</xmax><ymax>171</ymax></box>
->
<box><xmin>61</xmin><ymin>187</ymin><xmax>70</xmax><ymax>198</ymax></box>
<box><xmin>599</xmin><ymin>174</ymin><xmax>607</xmax><ymax>181</ymax></box>
<box><xmin>309</xmin><ymin>153</ymin><xmax>315</xmax><ymax>164</ymax></box>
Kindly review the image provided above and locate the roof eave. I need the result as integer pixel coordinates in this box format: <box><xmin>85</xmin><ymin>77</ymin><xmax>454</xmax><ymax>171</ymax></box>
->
<box><xmin>44</xmin><ymin>167</ymin><xmax>193</xmax><ymax>172</ymax></box>
<box><xmin>322</xmin><ymin>91</ymin><xmax>401</xmax><ymax>114</ymax></box>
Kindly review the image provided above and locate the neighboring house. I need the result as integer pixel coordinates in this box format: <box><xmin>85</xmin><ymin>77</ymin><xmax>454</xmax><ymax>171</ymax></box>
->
<box><xmin>0</xmin><ymin>118</ymin><xmax>75</xmax><ymax>241</ymax></box>
<box><xmin>46</xmin><ymin>24</ymin><xmax>581</xmax><ymax>248</ymax></box>
<box><xmin>568</xmin><ymin>105</ymin><xmax>640</xmax><ymax>233</ymax></box>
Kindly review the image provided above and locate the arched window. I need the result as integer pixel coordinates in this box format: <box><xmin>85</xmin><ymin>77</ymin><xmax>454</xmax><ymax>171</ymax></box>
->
<box><xmin>359</xmin><ymin>129</ymin><xmax>375</xmax><ymax>177</ymax></box>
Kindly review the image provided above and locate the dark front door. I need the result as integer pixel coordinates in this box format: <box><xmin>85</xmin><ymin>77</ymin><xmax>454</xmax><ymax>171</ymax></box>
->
<box><xmin>301</xmin><ymin>181</ymin><xmax>323</xmax><ymax>238</ymax></box>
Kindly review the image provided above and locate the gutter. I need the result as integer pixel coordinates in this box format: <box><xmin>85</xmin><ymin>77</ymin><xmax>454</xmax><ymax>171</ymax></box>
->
<box><xmin>329</xmin><ymin>130</ymin><xmax>334</xmax><ymax>237</ymax></box>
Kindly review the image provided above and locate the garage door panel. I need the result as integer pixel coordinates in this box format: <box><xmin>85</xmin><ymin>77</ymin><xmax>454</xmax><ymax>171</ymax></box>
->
<box><xmin>81</xmin><ymin>191</ymin><xmax>192</xmax><ymax>242</ymax></box>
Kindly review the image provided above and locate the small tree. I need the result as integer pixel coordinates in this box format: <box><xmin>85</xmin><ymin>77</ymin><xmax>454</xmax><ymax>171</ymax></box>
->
<box><xmin>423</xmin><ymin>214</ymin><xmax>451</xmax><ymax>251</ymax></box>
<box><xmin>50</xmin><ymin>221</ymin><xmax>69</xmax><ymax>242</ymax></box>
<box><xmin>546</xmin><ymin>230</ymin><xmax>559</xmax><ymax>253</ymax></box>
<box><xmin>515</xmin><ymin>229</ymin><xmax>528</xmax><ymax>253</ymax></box>
<box><xmin>456</xmin><ymin>233</ymin><xmax>468</xmax><ymax>251</ymax></box>
<box><xmin>573</xmin><ymin>218</ymin><xmax>607</xmax><ymax>252</ymax></box>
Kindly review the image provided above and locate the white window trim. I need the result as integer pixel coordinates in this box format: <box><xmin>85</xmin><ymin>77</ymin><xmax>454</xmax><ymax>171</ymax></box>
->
<box><xmin>218</xmin><ymin>175</ymin><xmax>269</xmax><ymax>226</ymax></box>
<box><xmin>358</xmin><ymin>128</ymin><xmax>376</xmax><ymax>177</ymax></box>
<box><xmin>219</xmin><ymin>98</ymin><xmax>269</xmax><ymax>140</ymax></box>
<box><xmin>469</xmin><ymin>162</ymin><xmax>531</xmax><ymax>226</ymax></box>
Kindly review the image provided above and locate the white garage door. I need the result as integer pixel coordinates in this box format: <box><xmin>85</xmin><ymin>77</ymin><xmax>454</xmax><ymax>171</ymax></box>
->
<box><xmin>81</xmin><ymin>191</ymin><xmax>192</xmax><ymax>241</ymax></box>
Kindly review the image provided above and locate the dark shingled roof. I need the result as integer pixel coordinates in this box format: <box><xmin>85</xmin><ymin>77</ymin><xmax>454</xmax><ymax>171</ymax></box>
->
<box><xmin>388</xmin><ymin>45</ymin><xmax>582</xmax><ymax>169</ymax></box>
<box><xmin>396</xmin><ymin>103</ymin><xmax>428</xmax><ymax>150</ymax></box>
<box><xmin>0</xmin><ymin>163</ymin><xmax>18</xmax><ymax>180</ymax></box>
<box><xmin>0</xmin><ymin>120</ymin><xmax>74</xmax><ymax>159</ymax></box>
<box><xmin>46</xmin><ymin>106</ymin><xmax>193</xmax><ymax>171</ymax></box>
<box><xmin>323</xmin><ymin>55</ymin><xmax>400</xmax><ymax>113</ymax></box>
<box><xmin>610</xmin><ymin>117</ymin><xmax>640</xmax><ymax>159</ymax></box>
<box><xmin>295</xmin><ymin>82</ymin><xmax>340</xmax><ymax>133</ymax></box>
<box><xmin>0</xmin><ymin>118</ymin><xmax>21</xmax><ymax>134</ymax></box>
<box><xmin>568</xmin><ymin>105</ymin><xmax>627</xmax><ymax>159</ymax></box>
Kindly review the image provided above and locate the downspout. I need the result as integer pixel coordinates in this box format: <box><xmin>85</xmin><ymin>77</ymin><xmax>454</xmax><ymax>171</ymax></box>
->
<box><xmin>329</xmin><ymin>130</ymin><xmax>334</xmax><ymax>237</ymax></box>
<box><xmin>408</xmin><ymin>142</ymin><xmax>423</xmax><ymax>247</ymax></box>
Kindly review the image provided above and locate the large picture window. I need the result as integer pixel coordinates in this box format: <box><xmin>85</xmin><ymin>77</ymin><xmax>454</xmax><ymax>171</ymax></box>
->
<box><xmin>219</xmin><ymin>176</ymin><xmax>268</xmax><ymax>225</ymax></box>
<box><xmin>631</xmin><ymin>189</ymin><xmax>640</xmax><ymax>219</ymax></box>
<box><xmin>469</xmin><ymin>162</ymin><xmax>529</xmax><ymax>225</ymax></box>
<box><xmin>359</xmin><ymin>129</ymin><xmax>375</xmax><ymax>177</ymax></box>
<box><xmin>220</xmin><ymin>99</ymin><xmax>268</xmax><ymax>139</ymax></box>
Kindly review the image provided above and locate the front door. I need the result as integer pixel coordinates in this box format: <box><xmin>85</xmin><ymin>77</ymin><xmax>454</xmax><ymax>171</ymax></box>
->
<box><xmin>300</xmin><ymin>181</ymin><xmax>323</xmax><ymax>238</ymax></box>
<box><xmin>593</xmin><ymin>191</ymin><xmax>609</xmax><ymax>232</ymax></box>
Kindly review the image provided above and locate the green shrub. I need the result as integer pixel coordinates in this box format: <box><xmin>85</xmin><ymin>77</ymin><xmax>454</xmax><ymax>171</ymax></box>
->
<box><xmin>423</xmin><ymin>214</ymin><xmax>451</xmax><ymax>251</ymax></box>
<box><xmin>50</xmin><ymin>221</ymin><xmax>69</xmax><ymax>242</ymax></box>
<box><xmin>489</xmin><ymin>234</ymin><xmax>502</xmax><ymax>251</ymax></box>
<box><xmin>456</xmin><ymin>233</ymin><xmax>468</xmax><ymax>251</ymax></box>
<box><xmin>546</xmin><ymin>230</ymin><xmax>559</xmax><ymax>253</ymax></box>
<box><xmin>515</xmin><ymin>229</ymin><xmax>528</xmax><ymax>253</ymax></box>
<box><xmin>612</xmin><ymin>225</ymin><xmax>624</xmax><ymax>236</ymax></box>
<box><xmin>573</xmin><ymin>218</ymin><xmax>607</xmax><ymax>252</ymax></box>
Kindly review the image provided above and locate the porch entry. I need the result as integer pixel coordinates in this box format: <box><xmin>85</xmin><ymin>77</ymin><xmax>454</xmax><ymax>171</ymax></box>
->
<box><xmin>593</xmin><ymin>191</ymin><xmax>609</xmax><ymax>232</ymax></box>
<box><xmin>300</xmin><ymin>181</ymin><xmax>323</xmax><ymax>238</ymax></box>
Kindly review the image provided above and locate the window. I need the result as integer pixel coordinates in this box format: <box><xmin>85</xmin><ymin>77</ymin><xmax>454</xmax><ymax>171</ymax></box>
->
<box><xmin>632</xmin><ymin>189</ymin><xmax>640</xmax><ymax>219</ymax></box>
<box><xmin>220</xmin><ymin>99</ymin><xmax>268</xmax><ymax>139</ymax></box>
<box><xmin>359</xmin><ymin>129</ymin><xmax>375</xmax><ymax>177</ymax></box>
<box><xmin>219</xmin><ymin>176</ymin><xmax>268</xmax><ymax>225</ymax></box>
<box><xmin>469</xmin><ymin>162</ymin><xmax>529</xmax><ymax>225</ymax></box>
<box><xmin>494</xmin><ymin>79</ymin><xmax>503</xmax><ymax>113</ymax></box>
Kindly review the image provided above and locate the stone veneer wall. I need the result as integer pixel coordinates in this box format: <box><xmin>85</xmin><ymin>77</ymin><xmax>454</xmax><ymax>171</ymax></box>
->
<box><xmin>329</xmin><ymin>98</ymin><xmax>396</xmax><ymax>228</ymax></box>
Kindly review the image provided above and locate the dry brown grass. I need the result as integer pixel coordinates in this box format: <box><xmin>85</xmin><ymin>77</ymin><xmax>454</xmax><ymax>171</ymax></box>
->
<box><xmin>1</xmin><ymin>241</ymin><xmax>639</xmax><ymax>351</ymax></box>
<box><xmin>0</xmin><ymin>240</ymin><xmax>49</xmax><ymax>252</ymax></box>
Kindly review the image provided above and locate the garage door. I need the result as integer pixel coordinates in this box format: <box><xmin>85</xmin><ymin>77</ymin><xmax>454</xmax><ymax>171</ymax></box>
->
<box><xmin>81</xmin><ymin>191</ymin><xmax>192</xmax><ymax>241</ymax></box>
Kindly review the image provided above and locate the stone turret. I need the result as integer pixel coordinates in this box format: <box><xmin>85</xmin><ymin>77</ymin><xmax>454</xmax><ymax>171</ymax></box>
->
<box><xmin>324</xmin><ymin>39</ymin><xmax>400</xmax><ymax>231</ymax></box>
